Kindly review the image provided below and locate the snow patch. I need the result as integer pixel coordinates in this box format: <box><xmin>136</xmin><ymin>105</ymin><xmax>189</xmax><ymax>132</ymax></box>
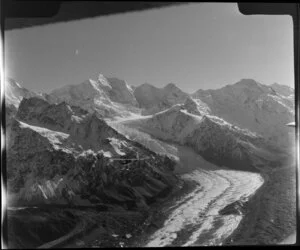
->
<box><xmin>18</xmin><ymin>121</ymin><xmax>69</xmax><ymax>146</ymax></box>
<box><xmin>108</xmin><ymin>137</ymin><xmax>127</xmax><ymax>156</ymax></box>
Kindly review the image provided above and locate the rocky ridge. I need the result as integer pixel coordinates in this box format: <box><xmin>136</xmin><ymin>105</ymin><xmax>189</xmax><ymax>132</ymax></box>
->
<box><xmin>7</xmin><ymin>97</ymin><xmax>178</xmax><ymax>209</ymax></box>
<box><xmin>121</xmin><ymin>103</ymin><xmax>283</xmax><ymax>172</ymax></box>
<box><xmin>192</xmin><ymin>79</ymin><xmax>294</xmax><ymax>148</ymax></box>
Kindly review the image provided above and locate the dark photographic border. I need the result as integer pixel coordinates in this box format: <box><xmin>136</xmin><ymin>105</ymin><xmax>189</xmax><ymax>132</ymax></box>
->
<box><xmin>1</xmin><ymin>1</ymin><xmax>299</xmax><ymax>248</ymax></box>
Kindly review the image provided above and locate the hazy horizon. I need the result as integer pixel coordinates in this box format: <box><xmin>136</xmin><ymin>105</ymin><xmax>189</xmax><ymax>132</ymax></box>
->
<box><xmin>5</xmin><ymin>3</ymin><xmax>294</xmax><ymax>93</ymax></box>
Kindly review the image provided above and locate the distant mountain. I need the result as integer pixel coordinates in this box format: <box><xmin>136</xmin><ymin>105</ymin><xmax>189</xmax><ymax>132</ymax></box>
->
<box><xmin>47</xmin><ymin>74</ymin><xmax>140</xmax><ymax>119</ymax></box>
<box><xmin>6</xmin><ymin>77</ymin><xmax>294</xmax><ymax>149</ymax></box>
<box><xmin>5</xmin><ymin>76</ymin><xmax>294</xmax><ymax>176</ymax></box>
<box><xmin>5</xmin><ymin>78</ymin><xmax>47</xmax><ymax>127</ymax></box>
<box><xmin>133</xmin><ymin>82</ymin><xmax>189</xmax><ymax>115</ymax></box>
<box><xmin>192</xmin><ymin>79</ymin><xmax>295</xmax><ymax>148</ymax></box>
<box><xmin>5</xmin><ymin>78</ymin><xmax>42</xmax><ymax>108</ymax></box>
<box><xmin>7</xmin><ymin>97</ymin><xmax>178</xmax><ymax>207</ymax></box>
<box><xmin>270</xmin><ymin>82</ymin><xmax>294</xmax><ymax>97</ymax></box>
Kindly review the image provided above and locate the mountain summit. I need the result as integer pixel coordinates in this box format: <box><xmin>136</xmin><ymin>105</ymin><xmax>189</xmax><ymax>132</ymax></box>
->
<box><xmin>5</xmin><ymin>78</ymin><xmax>41</xmax><ymax>108</ymax></box>
<box><xmin>133</xmin><ymin>82</ymin><xmax>189</xmax><ymax>115</ymax></box>
<box><xmin>47</xmin><ymin>74</ymin><xmax>139</xmax><ymax>119</ymax></box>
<box><xmin>192</xmin><ymin>79</ymin><xmax>294</xmax><ymax>147</ymax></box>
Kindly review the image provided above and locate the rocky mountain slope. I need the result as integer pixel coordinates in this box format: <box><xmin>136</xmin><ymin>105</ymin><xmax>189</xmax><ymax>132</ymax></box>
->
<box><xmin>121</xmin><ymin>103</ymin><xmax>282</xmax><ymax>172</ymax></box>
<box><xmin>192</xmin><ymin>79</ymin><xmax>294</xmax><ymax>148</ymax></box>
<box><xmin>46</xmin><ymin>74</ymin><xmax>140</xmax><ymax>119</ymax></box>
<box><xmin>133</xmin><ymin>83</ymin><xmax>189</xmax><ymax>115</ymax></box>
<box><xmin>6</xmin><ymin>97</ymin><xmax>178</xmax><ymax>208</ymax></box>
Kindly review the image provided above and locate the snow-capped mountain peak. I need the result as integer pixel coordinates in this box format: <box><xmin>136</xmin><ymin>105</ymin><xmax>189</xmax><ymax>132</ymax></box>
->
<box><xmin>164</xmin><ymin>82</ymin><xmax>179</xmax><ymax>90</ymax></box>
<box><xmin>97</xmin><ymin>73</ymin><xmax>112</xmax><ymax>88</ymax></box>
<box><xmin>46</xmin><ymin>74</ymin><xmax>140</xmax><ymax>119</ymax></box>
<box><xmin>192</xmin><ymin>79</ymin><xmax>294</xmax><ymax>148</ymax></box>
<box><xmin>5</xmin><ymin>78</ymin><xmax>42</xmax><ymax>108</ymax></box>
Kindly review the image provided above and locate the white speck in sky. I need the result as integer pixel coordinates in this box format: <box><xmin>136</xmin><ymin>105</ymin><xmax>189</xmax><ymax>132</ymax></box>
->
<box><xmin>75</xmin><ymin>49</ymin><xmax>79</xmax><ymax>55</ymax></box>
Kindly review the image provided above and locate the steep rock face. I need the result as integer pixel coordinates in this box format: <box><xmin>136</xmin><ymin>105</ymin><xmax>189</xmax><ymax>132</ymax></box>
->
<box><xmin>134</xmin><ymin>82</ymin><xmax>189</xmax><ymax>115</ymax></box>
<box><xmin>192</xmin><ymin>79</ymin><xmax>295</xmax><ymax>148</ymax></box>
<box><xmin>163</xmin><ymin>83</ymin><xmax>189</xmax><ymax>106</ymax></box>
<box><xmin>185</xmin><ymin>116</ymin><xmax>264</xmax><ymax>171</ymax></box>
<box><xmin>106</xmin><ymin>77</ymin><xmax>138</xmax><ymax>106</ymax></box>
<box><xmin>16</xmin><ymin>97</ymin><xmax>89</xmax><ymax>134</ymax></box>
<box><xmin>183</xmin><ymin>97</ymin><xmax>211</xmax><ymax>116</ymax></box>
<box><xmin>133</xmin><ymin>83</ymin><xmax>163</xmax><ymax>109</ymax></box>
<box><xmin>7</xmin><ymin>97</ymin><xmax>178</xmax><ymax>208</ymax></box>
<box><xmin>48</xmin><ymin>74</ymin><xmax>139</xmax><ymax>119</ymax></box>
<box><xmin>16</xmin><ymin>97</ymin><xmax>134</xmax><ymax>154</ymax></box>
<box><xmin>47</xmin><ymin>78</ymin><xmax>115</xmax><ymax>117</ymax></box>
<box><xmin>122</xmin><ymin>105</ymin><xmax>279</xmax><ymax>172</ymax></box>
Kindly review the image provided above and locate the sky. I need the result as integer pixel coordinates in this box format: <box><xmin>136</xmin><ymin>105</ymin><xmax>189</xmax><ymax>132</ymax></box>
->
<box><xmin>4</xmin><ymin>3</ymin><xmax>294</xmax><ymax>93</ymax></box>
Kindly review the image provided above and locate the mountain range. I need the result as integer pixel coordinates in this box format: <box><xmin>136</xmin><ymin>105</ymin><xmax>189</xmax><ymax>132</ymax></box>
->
<box><xmin>5</xmin><ymin>75</ymin><xmax>295</xmax><ymax>207</ymax></box>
